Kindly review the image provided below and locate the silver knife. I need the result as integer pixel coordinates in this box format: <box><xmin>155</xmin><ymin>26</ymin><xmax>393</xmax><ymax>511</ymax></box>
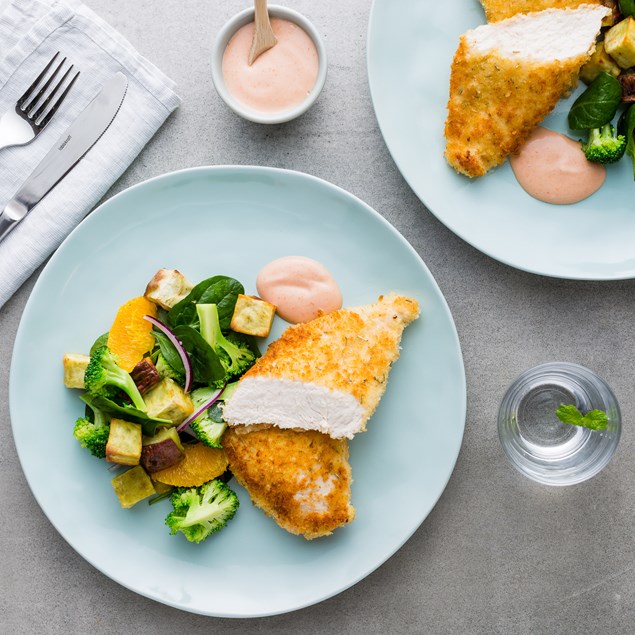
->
<box><xmin>0</xmin><ymin>72</ymin><xmax>128</xmax><ymax>243</ymax></box>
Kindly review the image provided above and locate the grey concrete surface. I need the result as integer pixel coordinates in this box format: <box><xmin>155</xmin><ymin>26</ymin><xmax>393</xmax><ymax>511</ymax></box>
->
<box><xmin>2</xmin><ymin>1</ymin><xmax>635</xmax><ymax>633</ymax></box>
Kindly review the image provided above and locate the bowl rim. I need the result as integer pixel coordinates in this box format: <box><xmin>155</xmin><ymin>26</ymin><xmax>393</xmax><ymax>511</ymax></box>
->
<box><xmin>211</xmin><ymin>5</ymin><xmax>328</xmax><ymax>124</ymax></box>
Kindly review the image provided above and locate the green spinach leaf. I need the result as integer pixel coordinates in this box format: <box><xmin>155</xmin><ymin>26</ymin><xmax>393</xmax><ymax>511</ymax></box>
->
<box><xmin>618</xmin><ymin>104</ymin><xmax>635</xmax><ymax>179</ymax></box>
<box><xmin>155</xmin><ymin>305</ymin><xmax>170</xmax><ymax>324</ymax></box>
<box><xmin>151</xmin><ymin>329</ymin><xmax>185</xmax><ymax>374</ymax></box>
<box><xmin>568</xmin><ymin>72</ymin><xmax>622</xmax><ymax>130</ymax></box>
<box><xmin>172</xmin><ymin>324</ymin><xmax>226</xmax><ymax>384</ymax></box>
<box><xmin>90</xmin><ymin>332</ymin><xmax>109</xmax><ymax>356</ymax></box>
<box><xmin>619</xmin><ymin>0</ymin><xmax>635</xmax><ymax>17</ymax></box>
<box><xmin>168</xmin><ymin>276</ymin><xmax>244</xmax><ymax>331</ymax></box>
<box><xmin>82</xmin><ymin>394</ymin><xmax>171</xmax><ymax>436</ymax></box>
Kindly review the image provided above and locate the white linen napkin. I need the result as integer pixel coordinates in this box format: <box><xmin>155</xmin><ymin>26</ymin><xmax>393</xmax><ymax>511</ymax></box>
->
<box><xmin>0</xmin><ymin>0</ymin><xmax>181</xmax><ymax>309</ymax></box>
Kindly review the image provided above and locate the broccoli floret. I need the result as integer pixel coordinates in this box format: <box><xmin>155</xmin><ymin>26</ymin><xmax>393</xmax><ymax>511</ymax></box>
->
<box><xmin>196</xmin><ymin>304</ymin><xmax>256</xmax><ymax>380</ymax></box>
<box><xmin>219</xmin><ymin>381</ymin><xmax>239</xmax><ymax>401</ymax></box>
<box><xmin>165</xmin><ymin>479</ymin><xmax>239</xmax><ymax>543</ymax></box>
<box><xmin>189</xmin><ymin>387</ymin><xmax>227</xmax><ymax>448</ymax></box>
<box><xmin>155</xmin><ymin>352</ymin><xmax>185</xmax><ymax>385</ymax></box>
<box><xmin>189</xmin><ymin>382</ymin><xmax>238</xmax><ymax>447</ymax></box>
<box><xmin>73</xmin><ymin>419</ymin><xmax>110</xmax><ymax>458</ymax></box>
<box><xmin>73</xmin><ymin>395</ymin><xmax>110</xmax><ymax>458</ymax></box>
<box><xmin>84</xmin><ymin>346</ymin><xmax>147</xmax><ymax>411</ymax></box>
<box><xmin>582</xmin><ymin>124</ymin><xmax>627</xmax><ymax>164</ymax></box>
<box><xmin>189</xmin><ymin>419</ymin><xmax>225</xmax><ymax>448</ymax></box>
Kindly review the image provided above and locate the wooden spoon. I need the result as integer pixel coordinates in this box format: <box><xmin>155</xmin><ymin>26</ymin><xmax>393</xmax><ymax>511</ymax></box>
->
<box><xmin>248</xmin><ymin>0</ymin><xmax>277</xmax><ymax>65</ymax></box>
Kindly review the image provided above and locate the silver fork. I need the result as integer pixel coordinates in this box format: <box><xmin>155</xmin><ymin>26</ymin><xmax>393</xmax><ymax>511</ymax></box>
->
<box><xmin>0</xmin><ymin>52</ymin><xmax>80</xmax><ymax>151</ymax></box>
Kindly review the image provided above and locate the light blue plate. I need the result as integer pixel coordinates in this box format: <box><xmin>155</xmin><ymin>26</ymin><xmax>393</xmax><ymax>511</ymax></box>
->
<box><xmin>368</xmin><ymin>1</ymin><xmax>635</xmax><ymax>280</ymax></box>
<box><xmin>10</xmin><ymin>166</ymin><xmax>466</xmax><ymax>617</ymax></box>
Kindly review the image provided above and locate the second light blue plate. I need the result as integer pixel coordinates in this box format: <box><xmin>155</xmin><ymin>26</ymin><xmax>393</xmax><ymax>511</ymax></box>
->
<box><xmin>368</xmin><ymin>0</ymin><xmax>635</xmax><ymax>279</ymax></box>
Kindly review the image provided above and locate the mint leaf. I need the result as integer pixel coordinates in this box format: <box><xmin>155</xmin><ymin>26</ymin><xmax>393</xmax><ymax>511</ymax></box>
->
<box><xmin>581</xmin><ymin>410</ymin><xmax>610</xmax><ymax>430</ymax></box>
<box><xmin>555</xmin><ymin>404</ymin><xmax>608</xmax><ymax>430</ymax></box>
<box><xmin>555</xmin><ymin>404</ymin><xmax>584</xmax><ymax>426</ymax></box>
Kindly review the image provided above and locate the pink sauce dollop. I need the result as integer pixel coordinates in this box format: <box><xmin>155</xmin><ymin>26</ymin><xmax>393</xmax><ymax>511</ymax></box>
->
<box><xmin>256</xmin><ymin>256</ymin><xmax>342</xmax><ymax>324</ymax></box>
<box><xmin>510</xmin><ymin>127</ymin><xmax>606</xmax><ymax>205</ymax></box>
<box><xmin>222</xmin><ymin>18</ymin><xmax>319</xmax><ymax>114</ymax></box>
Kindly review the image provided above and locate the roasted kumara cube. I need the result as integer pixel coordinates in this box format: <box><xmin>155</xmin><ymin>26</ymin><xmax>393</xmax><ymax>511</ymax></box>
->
<box><xmin>130</xmin><ymin>357</ymin><xmax>161</xmax><ymax>394</ymax></box>
<box><xmin>106</xmin><ymin>419</ymin><xmax>142</xmax><ymax>465</ymax></box>
<box><xmin>230</xmin><ymin>294</ymin><xmax>276</xmax><ymax>338</ymax></box>
<box><xmin>62</xmin><ymin>353</ymin><xmax>90</xmax><ymax>389</ymax></box>
<box><xmin>111</xmin><ymin>466</ymin><xmax>156</xmax><ymax>508</ymax></box>
<box><xmin>144</xmin><ymin>269</ymin><xmax>193</xmax><ymax>310</ymax></box>
<box><xmin>605</xmin><ymin>17</ymin><xmax>635</xmax><ymax>69</ymax></box>
<box><xmin>580</xmin><ymin>41</ymin><xmax>621</xmax><ymax>84</ymax></box>
<box><xmin>141</xmin><ymin>427</ymin><xmax>185</xmax><ymax>473</ymax></box>
<box><xmin>620</xmin><ymin>73</ymin><xmax>635</xmax><ymax>102</ymax></box>
<box><xmin>143</xmin><ymin>377</ymin><xmax>194</xmax><ymax>425</ymax></box>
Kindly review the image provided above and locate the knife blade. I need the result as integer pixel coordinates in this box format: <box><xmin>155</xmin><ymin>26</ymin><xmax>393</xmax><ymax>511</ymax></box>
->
<box><xmin>0</xmin><ymin>72</ymin><xmax>128</xmax><ymax>243</ymax></box>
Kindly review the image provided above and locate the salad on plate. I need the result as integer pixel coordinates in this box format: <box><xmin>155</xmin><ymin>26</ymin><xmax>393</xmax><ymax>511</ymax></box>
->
<box><xmin>63</xmin><ymin>268</ymin><xmax>274</xmax><ymax>544</ymax></box>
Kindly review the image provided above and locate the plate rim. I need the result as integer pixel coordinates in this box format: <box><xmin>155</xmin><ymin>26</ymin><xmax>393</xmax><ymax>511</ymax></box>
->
<box><xmin>10</xmin><ymin>165</ymin><xmax>467</xmax><ymax>617</ymax></box>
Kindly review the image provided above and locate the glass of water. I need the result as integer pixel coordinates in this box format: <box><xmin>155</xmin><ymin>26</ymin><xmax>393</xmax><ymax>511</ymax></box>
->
<box><xmin>498</xmin><ymin>362</ymin><xmax>621</xmax><ymax>486</ymax></box>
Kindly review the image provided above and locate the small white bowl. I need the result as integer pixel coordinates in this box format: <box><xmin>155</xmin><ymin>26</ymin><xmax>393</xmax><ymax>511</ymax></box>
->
<box><xmin>211</xmin><ymin>5</ymin><xmax>327</xmax><ymax>124</ymax></box>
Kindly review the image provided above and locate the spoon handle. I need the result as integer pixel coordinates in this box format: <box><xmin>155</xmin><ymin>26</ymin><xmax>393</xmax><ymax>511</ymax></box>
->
<box><xmin>249</xmin><ymin>0</ymin><xmax>277</xmax><ymax>65</ymax></box>
<box><xmin>253</xmin><ymin>0</ymin><xmax>269</xmax><ymax>32</ymax></box>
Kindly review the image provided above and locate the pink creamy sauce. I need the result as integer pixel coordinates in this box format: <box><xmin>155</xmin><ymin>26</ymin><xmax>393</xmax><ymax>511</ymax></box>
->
<box><xmin>256</xmin><ymin>256</ymin><xmax>342</xmax><ymax>324</ymax></box>
<box><xmin>222</xmin><ymin>18</ymin><xmax>319</xmax><ymax>113</ymax></box>
<box><xmin>510</xmin><ymin>127</ymin><xmax>606</xmax><ymax>205</ymax></box>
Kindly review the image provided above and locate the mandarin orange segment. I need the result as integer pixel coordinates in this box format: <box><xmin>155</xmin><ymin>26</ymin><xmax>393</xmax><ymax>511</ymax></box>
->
<box><xmin>151</xmin><ymin>444</ymin><xmax>228</xmax><ymax>487</ymax></box>
<box><xmin>107</xmin><ymin>296</ymin><xmax>157</xmax><ymax>372</ymax></box>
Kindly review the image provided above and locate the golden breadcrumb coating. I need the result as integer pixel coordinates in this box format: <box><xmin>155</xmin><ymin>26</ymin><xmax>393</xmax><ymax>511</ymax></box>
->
<box><xmin>238</xmin><ymin>292</ymin><xmax>420</xmax><ymax>430</ymax></box>
<box><xmin>444</xmin><ymin>41</ymin><xmax>592</xmax><ymax>177</ymax></box>
<box><xmin>481</xmin><ymin>0</ymin><xmax>602</xmax><ymax>22</ymax></box>
<box><xmin>223</xmin><ymin>426</ymin><xmax>355</xmax><ymax>539</ymax></box>
<box><xmin>223</xmin><ymin>293</ymin><xmax>418</xmax><ymax>538</ymax></box>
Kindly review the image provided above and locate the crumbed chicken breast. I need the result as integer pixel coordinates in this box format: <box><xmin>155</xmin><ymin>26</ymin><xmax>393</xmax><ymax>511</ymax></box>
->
<box><xmin>480</xmin><ymin>0</ymin><xmax>602</xmax><ymax>22</ymax></box>
<box><xmin>444</xmin><ymin>5</ymin><xmax>608</xmax><ymax>178</ymax></box>
<box><xmin>223</xmin><ymin>426</ymin><xmax>355</xmax><ymax>539</ymax></box>
<box><xmin>223</xmin><ymin>292</ymin><xmax>420</xmax><ymax>439</ymax></box>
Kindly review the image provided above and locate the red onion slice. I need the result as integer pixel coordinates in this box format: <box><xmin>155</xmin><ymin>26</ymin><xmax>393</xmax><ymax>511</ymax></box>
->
<box><xmin>176</xmin><ymin>385</ymin><xmax>225</xmax><ymax>433</ymax></box>
<box><xmin>144</xmin><ymin>315</ymin><xmax>193</xmax><ymax>393</ymax></box>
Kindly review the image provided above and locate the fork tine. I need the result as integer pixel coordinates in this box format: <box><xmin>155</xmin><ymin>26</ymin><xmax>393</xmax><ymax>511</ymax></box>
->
<box><xmin>36</xmin><ymin>66</ymin><xmax>79</xmax><ymax>128</ymax></box>
<box><xmin>32</xmin><ymin>65</ymin><xmax>75</xmax><ymax>123</ymax></box>
<box><xmin>36</xmin><ymin>70</ymin><xmax>80</xmax><ymax>129</ymax></box>
<box><xmin>23</xmin><ymin>55</ymin><xmax>67</xmax><ymax>115</ymax></box>
<box><xmin>17</xmin><ymin>52</ymin><xmax>60</xmax><ymax>108</ymax></box>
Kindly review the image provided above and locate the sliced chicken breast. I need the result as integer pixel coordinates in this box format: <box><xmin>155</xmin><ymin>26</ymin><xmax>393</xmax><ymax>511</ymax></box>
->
<box><xmin>223</xmin><ymin>292</ymin><xmax>420</xmax><ymax>439</ymax></box>
<box><xmin>444</xmin><ymin>5</ymin><xmax>608</xmax><ymax>178</ymax></box>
